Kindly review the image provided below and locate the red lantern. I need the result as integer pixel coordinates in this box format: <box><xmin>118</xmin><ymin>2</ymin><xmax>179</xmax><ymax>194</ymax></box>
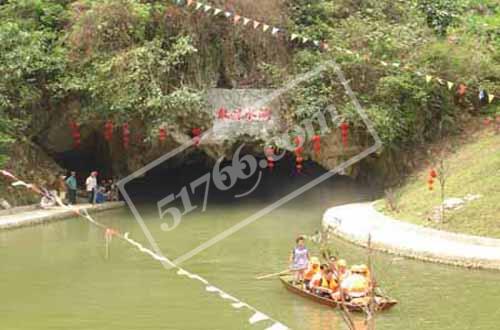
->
<box><xmin>429</xmin><ymin>169</ymin><xmax>438</xmax><ymax>178</ymax></box>
<box><xmin>427</xmin><ymin>177</ymin><xmax>434</xmax><ymax>191</ymax></box>
<box><xmin>217</xmin><ymin>107</ymin><xmax>227</xmax><ymax>119</ymax></box>
<box><xmin>340</xmin><ymin>122</ymin><xmax>349</xmax><ymax>148</ymax></box>
<box><xmin>69</xmin><ymin>121</ymin><xmax>81</xmax><ymax>149</ymax></box>
<box><xmin>192</xmin><ymin>128</ymin><xmax>202</xmax><ymax>147</ymax></box>
<box><xmin>311</xmin><ymin>135</ymin><xmax>321</xmax><ymax>156</ymax></box>
<box><xmin>294</xmin><ymin>136</ymin><xmax>304</xmax><ymax>147</ymax></box>
<box><xmin>104</xmin><ymin>120</ymin><xmax>113</xmax><ymax>142</ymax></box>
<box><xmin>122</xmin><ymin>123</ymin><xmax>130</xmax><ymax>149</ymax></box>
<box><xmin>265</xmin><ymin>147</ymin><xmax>275</xmax><ymax>171</ymax></box>
<box><xmin>159</xmin><ymin>128</ymin><xmax>167</xmax><ymax>143</ymax></box>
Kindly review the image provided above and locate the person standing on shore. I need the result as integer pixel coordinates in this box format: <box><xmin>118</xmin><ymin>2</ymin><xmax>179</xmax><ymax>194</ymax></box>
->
<box><xmin>65</xmin><ymin>171</ymin><xmax>78</xmax><ymax>205</ymax></box>
<box><xmin>85</xmin><ymin>171</ymin><xmax>98</xmax><ymax>204</ymax></box>
<box><xmin>56</xmin><ymin>175</ymin><xmax>67</xmax><ymax>204</ymax></box>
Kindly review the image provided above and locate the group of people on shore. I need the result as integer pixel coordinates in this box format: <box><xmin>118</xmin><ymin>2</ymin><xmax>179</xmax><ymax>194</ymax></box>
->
<box><xmin>42</xmin><ymin>171</ymin><xmax>119</xmax><ymax>208</ymax></box>
<box><xmin>290</xmin><ymin>236</ymin><xmax>372</xmax><ymax>302</ymax></box>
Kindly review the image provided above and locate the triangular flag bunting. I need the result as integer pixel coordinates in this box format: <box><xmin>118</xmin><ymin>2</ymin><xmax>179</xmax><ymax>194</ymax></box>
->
<box><xmin>392</xmin><ymin>62</ymin><xmax>400</xmax><ymax>68</ymax></box>
<box><xmin>213</xmin><ymin>8</ymin><xmax>222</xmax><ymax>15</ymax></box>
<box><xmin>253</xmin><ymin>21</ymin><xmax>260</xmax><ymax>29</ymax></box>
<box><xmin>271</xmin><ymin>27</ymin><xmax>280</xmax><ymax>35</ymax></box>
<box><xmin>187</xmin><ymin>0</ymin><xmax>194</xmax><ymax>6</ymax></box>
<box><xmin>436</xmin><ymin>78</ymin><xmax>444</xmax><ymax>84</ymax></box>
<box><xmin>488</xmin><ymin>94</ymin><xmax>495</xmax><ymax>103</ymax></box>
<box><xmin>380</xmin><ymin>61</ymin><xmax>388</xmax><ymax>66</ymax></box>
<box><xmin>447</xmin><ymin>81</ymin><xmax>454</xmax><ymax>90</ymax></box>
<box><xmin>234</xmin><ymin>15</ymin><xmax>241</xmax><ymax>24</ymax></box>
<box><xmin>203</xmin><ymin>5</ymin><xmax>211</xmax><ymax>12</ymax></box>
<box><xmin>243</xmin><ymin>17</ymin><xmax>250</xmax><ymax>25</ymax></box>
<box><xmin>302</xmin><ymin>37</ymin><xmax>309</xmax><ymax>43</ymax></box>
<box><xmin>231</xmin><ymin>302</ymin><xmax>247</xmax><ymax>309</ymax></box>
<box><xmin>266</xmin><ymin>323</ymin><xmax>289</xmax><ymax>330</ymax></box>
<box><xmin>205</xmin><ymin>286</ymin><xmax>220</xmax><ymax>293</ymax></box>
<box><xmin>262</xmin><ymin>24</ymin><xmax>270</xmax><ymax>32</ymax></box>
<box><xmin>291</xmin><ymin>33</ymin><xmax>299</xmax><ymax>41</ymax></box>
<box><xmin>345</xmin><ymin>49</ymin><xmax>353</xmax><ymax>54</ymax></box>
<box><xmin>425</xmin><ymin>75</ymin><xmax>433</xmax><ymax>83</ymax></box>
<box><xmin>224</xmin><ymin>11</ymin><xmax>232</xmax><ymax>18</ymax></box>
<box><xmin>249</xmin><ymin>312</ymin><xmax>270</xmax><ymax>324</ymax></box>
<box><xmin>313</xmin><ymin>40</ymin><xmax>320</xmax><ymax>47</ymax></box>
<box><xmin>195</xmin><ymin>2</ymin><xmax>203</xmax><ymax>10</ymax></box>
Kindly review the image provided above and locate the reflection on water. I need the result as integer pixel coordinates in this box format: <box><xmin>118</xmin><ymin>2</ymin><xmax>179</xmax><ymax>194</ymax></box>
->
<box><xmin>1</xmin><ymin>175</ymin><xmax>499</xmax><ymax>330</ymax></box>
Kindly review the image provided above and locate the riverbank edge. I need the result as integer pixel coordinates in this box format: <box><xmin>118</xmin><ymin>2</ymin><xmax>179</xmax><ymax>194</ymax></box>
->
<box><xmin>322</xmin><ymin>202</ymin><xmax>500</xmax><ymax>271</ymax></box>
<box><xmin>0</xmin><ymin>202</ymin><xmax>125</xmax><ymax>230</ymax></box>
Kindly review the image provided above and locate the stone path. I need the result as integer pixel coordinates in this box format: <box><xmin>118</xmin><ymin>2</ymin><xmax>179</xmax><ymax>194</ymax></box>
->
<box><xmin>322</xmin><ymin>202</ymin><xmax>500</xmax><ymax>270</ymax></box>
<box><xmin>0</xmin><ymin>202</ymin><xmax>125</xmax><ymax>230</ymax></box>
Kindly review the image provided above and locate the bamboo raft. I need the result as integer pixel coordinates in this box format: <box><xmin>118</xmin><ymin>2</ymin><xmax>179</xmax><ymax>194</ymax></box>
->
<box><xmin>279</xmin><ymin>275</ymin><xmax>397</xmax><ymax>312</ymax></box>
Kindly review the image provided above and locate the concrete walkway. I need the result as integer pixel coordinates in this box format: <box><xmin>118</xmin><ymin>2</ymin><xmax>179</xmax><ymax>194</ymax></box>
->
<box><xmin>0</xmin><ymin>202</ymin><xmax>125</xmax><ymax>230</ymax></box>
<box><xmin>322</xmin><ymin>202</ymin><xmax>500</xmax><ymax>270</ymax></box>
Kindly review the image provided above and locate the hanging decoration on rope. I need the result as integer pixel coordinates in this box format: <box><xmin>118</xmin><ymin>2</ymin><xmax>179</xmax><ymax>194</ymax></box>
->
<box><xmin>427</xmin><ymin>168</ymin><xmax>438</xmax><ymax>191</ymax></box>
<box><xmin>104</xmin><ymin>120</ymin><xmax>114</xmax><ymax>142</ymax></box>
<box><xmin>264</xmin><ymin>147</ymin><xmax>275</xmax><ymax>171</ymax></box>
<box><xmin>0</xmin><ymin>169</ymin><xmax>290</xmax><ymax>330</ymax></box>
<box><xmin>122</xmin><ymin>123</ymin><xmax>130</xmax><ymax>149</ymax></box>
<box><xmin>294</xmin><ymin>136</ymin><xmax>304</xmax><ymax>174</ymax></box>
<box><xmin>340</xmin><ymin>122</ymin><xmax>349</xmax><ymax>148</ymax></box>
<box><xmin>159</xmin><ymin>127</ymin><xmax>168</xmax><ymax>144</ymax></box>
<box><xmin>69</xmin><ymin>121</ymin><xmax>81</xmax><ymax>149</ymax></box>
<box><xmin>192</xmin><ymin>127</ymin><xmax>202</xmax><ymax>147</ymax></box>
<box><xmin>311</xmin><ymin>135</ymin><xmax>321</xmax><ymax>156</ymax></box>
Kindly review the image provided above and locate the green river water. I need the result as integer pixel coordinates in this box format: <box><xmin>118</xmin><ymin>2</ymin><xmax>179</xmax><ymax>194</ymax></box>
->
<box><xmin>1</xmin><ymin>175</ymin><xmax>499</xmax><ymax>330</ymax></box>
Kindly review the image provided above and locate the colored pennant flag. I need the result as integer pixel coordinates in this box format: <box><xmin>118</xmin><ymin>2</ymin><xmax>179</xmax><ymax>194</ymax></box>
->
<box><xmin>187</xmin><ymin>0</ymin><xmax>194</xmax><ymax>6</ymax></box>
<box><xmin>203</xmin><ymin>5</ymin><xmax>211</xmax><ymax>12</ymax></box>
<box><xmin>224</xmin><ymin>11</ymin><xmax>232</xmax><ymax>18</ymax></box>
<box><xmin>313</xmin><ymin>40</ymin><xmax>320</xmax><ymax>47</ymax></box>
<box><xmin>271</xmin><ymin>27</ymin><xmax>280</xmax><ymax>35</ymax></box>
<box><xmin>425</xmin><ymin>75</ymin><xmax>433</xmax><ymax>83</ymax></box>
<box><xmin>253</xmin><ymin>20</ymin><xmax>260</xmax><ymax>29</ymax></box>
<box><xmin>436</xmin><ymin>77</ymin><xmax>444</xmax><ymax>84</ymax></box>
<box><xmin>242</xmin><ymin>17</ymin><xmax>250</xmax><ymax>25</ymax></box>
<box><xmin>479</xmin><ymin>90</ymin><xmax>487</xmax><ymax>102</ymax></box>
<box><xmin>266</xmin><ymin>323</ymin><xmax>289</xmax><ymax>330</ymax></box>
<box><xmin>249</xmin><ymin>312</ymin><xmax>270</xmax><ymax>324</ymax></box>
<box><xmin>0</xmin><ymin>170</ymin><xmax>16</xmax><ymax>180</ymax></box>
<box><xmin>302</xmin><ymin>37</ymin><xmax>309</xmax><ymax>43</ymax></box>
<box><xmin>195</xmin><ymin>2</ymin><xmax>203</xmax><ymax>10</ymax></box>
<box><xmin>392</xmin><ymin>62</ymin><xmax>400</xmax><ymax>68</ymax></box>
<box><xmin>291</xmin><ymin>33</ymin><xmax>299</xmax><ymax>41</ymax></box>
<box><xmin>489</xmin><ymin>94</ymin><xmax>495</xmax><ymax>104</ymax></box>
<box><xmin>234</xmin><ymin>15</ymin><xmax>241</xmax><ymax>24</ymax></box>
<box><xmin>262</xmin><ymin>24</ymin><xmax>270</xmax><ymax>32</ymax></box>
<box><xmin>213</xmin><ymin>8</ymin><xmax>222</xmax><ymax>15</ymax></box>
<box><xmin>447</xmin><ymin>81</ymin><xmax>454</xmax><ymax>90</ymax></box>
<box><xmin>380</xmin><ymin>61</ymin><xmax>388</xmax><ymax>66</ymax></box>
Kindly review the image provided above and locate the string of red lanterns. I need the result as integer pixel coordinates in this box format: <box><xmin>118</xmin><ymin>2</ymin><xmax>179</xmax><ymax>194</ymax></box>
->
<box><xmin>311</xmin><ymin>135</ymin><xmax>321</xmax><ymax>156</ymax></box>
<box><xmin>264</xmin><ymin>146</ymin><xmax>275</xmax><ymax>171</ymax></box>
<box><xmin>427</xmin><ymin>168</ymin><xmax>438</xmax><ymax>191</ymax></box>
<box><xmin>294</xmin><ymin>136</ymin><xmax>304</xmax><ymax>173</ymax></box>
<box><xmin>104</xmin><ymin>120</ymin><xmax>113</xmax><ymax>142</ymax></box>
<box><xmin>192</xmin><ymin>127</ymin><xmax>202</xmax><ymax>147</ymax></box>
<box><xmin>340</xmin><ymin>122</ymin><xmax>349</xmax><ymax>148</ymax></box>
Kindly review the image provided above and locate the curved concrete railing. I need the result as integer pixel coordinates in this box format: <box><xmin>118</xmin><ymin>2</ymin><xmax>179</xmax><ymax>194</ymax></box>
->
<box><xmin>322</xmin><ymin>202</ymin><xmax>500</xmax><ymax>270</ymax></box>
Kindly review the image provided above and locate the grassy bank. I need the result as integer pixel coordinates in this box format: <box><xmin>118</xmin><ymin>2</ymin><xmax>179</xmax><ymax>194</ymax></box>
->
<box><xmin>376</xmin><ymin>126</ymin><xmax>500</xmax><ymax>238</ymax></box>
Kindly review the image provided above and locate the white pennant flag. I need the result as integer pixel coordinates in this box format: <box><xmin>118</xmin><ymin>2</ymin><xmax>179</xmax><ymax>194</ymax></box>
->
<box><xmin>271</xmin><ymin>27</ymin><xmax>280</xmax><ymax>35</ymax></box>
<box><xmin>12</xmin><ymin>180</ymin><xmax>30</xmax><ymax>188</ymax></box>
<box><xmin>447</xmin><ymin>81</ymin><xmax>454</xmax><ymax>90</ymax></box>
<box><xmin>213</xmin><ymin>8</ymin><xmax>222</xmax><ymax>16</ymax></box>
<box><xmin>392</xmin><ymin>62</ymin><xmax>400</xmax><ymax>68</ymax></box>
<box><xmin>291</xmin><ymin>33</ymin><xmax>299</xmax><ymax>41</ymax></box>
<box><xmin>203</xmin><ymin>5</ymin><xmax>211</xmax><ymax>12</ymax></box>
<box><xmin>302</xmin><ymin>37</ymin><xmax>309</xmax><ymax>43</ymax></box>
<box><xmin>243</xmin><ymin>17</ymin><xmax>251</xmax><ymax>25</ymax></box>
<box><xmin>231</xmin><ymin>302</ymin><xmax>247</xmax><ymax>309</ymax></box>
<box><xmin>380</xmin><ymin>61</ymin><xmax>388</xmax><ymax>66</ymax></box>
<box><xmin>436</xmin><ymin>77</ymin><xmax>444</xmax><ymax>84</ymax></box>
<box><xmin>262</xmin><ymin>24</ymin><xmax>270</xmax><ymax>32</ymax></box>
<box><xmin>489</xmin><ymin>94</ymin><xmax>495</xmax><ymax>103</ymax></box>
<box><xmin>249</xmin><ymin>312</ymin><xmax>270</xmax><ymax>324</ymax></box>
<box><xmin>266</xmin><ymin>322</ymin><xmax>289</xmax><ymax>330</ymax></box>
<box><xmin>313</xmin><ymin>40</ymin><xmax>320</xmax><ymax>46</ymax></box>
<box><xmin>425</xmin><ymin>75</ymin><xmax>433</xmax><ymax>83</ymax></box>
<box><xmin>224</xmin><ymin>11</ymin><xmax>232</xmax><ymax>18</ymax></box>
<box><xmin>195</xmin><ymin>2</ymin><xmax>203</xmax><ymax>10</ymax></box>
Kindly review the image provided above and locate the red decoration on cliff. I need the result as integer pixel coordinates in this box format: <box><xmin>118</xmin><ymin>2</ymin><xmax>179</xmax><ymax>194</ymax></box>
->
<box><xmin>311</xmin><ymin>135</ymin><xmax>321</xmax><ymax>156</ymax></box>
<box><xmin>294</xmin><ymin>136</ymin><xmax>305</xmax><ymax>173</ymax></box>
<box><xmin>192</xmin><ymin>128</ymin><xmax>202</xmax><ymax>147</ymax></box>
<box><xmin>429</xmin><ymin>169</ymin><xmax>438</xmax><ymax>179</ymax></box>
<box><xmin>159</xmin><ymin>128</ymin><xmax>167</xmax><ymax>143</ymax></box>
<box><xmin>340</xmin><ymin>122</ymin><xmax>349</xmax><ymax>148</ymax></box>
<box><xmin>264</xmin><ymin>147</ymin><xmax>275</xmax><ymax>171</ymax></box>
<box><xmin>122</xmin><ymin>123</ymin><xmax>130</xmax><ymax>149</ymax></box>
<box><xmin>427</xmin><ymin>169</ymin><xmax>437</xmax><ymax>191</ymax></box>
<box><xmin>104</xmin><ymin>121</ymin><xmax>113</xmax><ymax>142</ymax></box>
<box><xmin>69</xmin><ymin>121</ymin><xmax>81</xmax><ymax>149</ymax></box>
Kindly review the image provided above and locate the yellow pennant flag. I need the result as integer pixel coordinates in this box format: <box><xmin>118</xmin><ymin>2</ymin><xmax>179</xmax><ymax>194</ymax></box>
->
<box><xmin>262</xmin><ymin>24</ymin><xmax>270</xmax><ymax>32</ymax></box>
<box><xmin>447</xmin><ymin>81</ymin><xmax>454</xmax><ymax>90</ymax></box>
<box><xmin>425</xmin><ymin>75</ymin><xmax>433</xmax><ymax>83</ymax></box>
<box><xmin>489</xmin><ymin>94</ymin><xmax>495</xmax><ymax>103</ymax></box>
